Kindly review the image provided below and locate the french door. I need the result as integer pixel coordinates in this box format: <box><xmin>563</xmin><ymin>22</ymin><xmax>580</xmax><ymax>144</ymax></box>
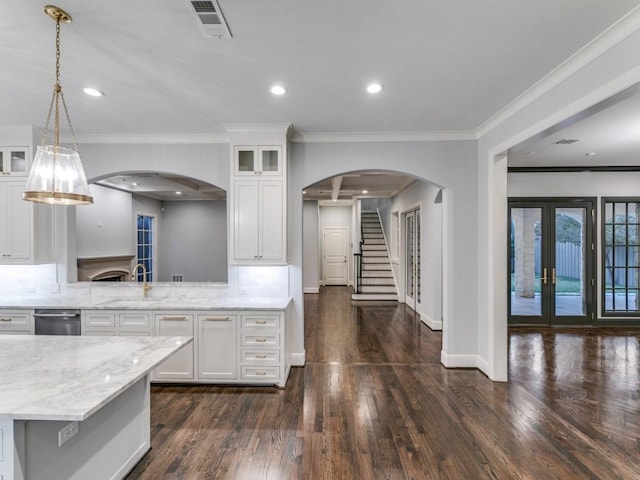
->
<box><xmin>405</xmin><ymin>209</ymin><xmax>421</xmax><ymax>310</ymax></box>
<box><xmin>508</xmin><ymin>198</ymin><xmax>595</xmax><ymax>325</ymax></box>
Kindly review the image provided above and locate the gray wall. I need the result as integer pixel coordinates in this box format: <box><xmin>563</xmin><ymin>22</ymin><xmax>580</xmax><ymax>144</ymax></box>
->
<box><xmin>302</xmin><ymin>201</ymin><xmax>320</xmax><ymax>293</ymax></box>
<box><xmin>159</xmin><ymin>200</ymin><xmax>228</xmax><ymax>282</ymax></box>
<box><xmin>76</xmin><ymin>184</ymin><xmax>133</xmax><ymax>257</ymax></box>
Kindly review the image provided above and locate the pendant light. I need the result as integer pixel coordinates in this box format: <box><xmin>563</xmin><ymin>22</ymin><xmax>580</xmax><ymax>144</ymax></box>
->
<box><xmin>23</xmin><ymin>5</ymin><xmax>93</xmax><ymax>206</ymax></box>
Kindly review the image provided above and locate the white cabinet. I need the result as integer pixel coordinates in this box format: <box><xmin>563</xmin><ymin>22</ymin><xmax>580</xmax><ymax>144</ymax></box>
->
<box><xmin>82</xmin><ymin>310</ymin><xmax>152</xmax><ymax>336</ymax></box>
<box><xmin>0</xmin><ymin>180</ymin><xmax>53</xmax><ymax>264</ymax></box>
<box><xmin>196</xmin><ymin>312</ymin><xmax>237</xmax><ymax>380</ymax></box>
<box><xmin>154</xmin><ymin>312</ymin><xmax>194</xmax><ymax>380</ymax></box>
<box><xmin>0</xmin><ymin>147</ymin><xmax>28</xmax><ymax>177</ymax></box>
<box><xmin>234</xmin><ymin>146</ymin><xmax>282</xmax><ymax>176</ymax></box>
<box><xmin>239</xmin><ymin>313</ymin><xmax>286</xmax><ymax>385</ymax></box>
<box><xmin>0</xmin><ymin>310</ymin><xmax>34</xmax><ymax>334</ymax></box>
<box><xmin>232</xmin><ymin>180</ymin><xmax>285</xmax><ymax>263</ymax></box>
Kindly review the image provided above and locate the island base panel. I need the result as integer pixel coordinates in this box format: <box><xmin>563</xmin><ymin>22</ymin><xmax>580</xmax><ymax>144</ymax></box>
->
<box><xmin>8</xmin><ymin>376</ymin><xmax>150</xmax><ymax>480</ymax></box>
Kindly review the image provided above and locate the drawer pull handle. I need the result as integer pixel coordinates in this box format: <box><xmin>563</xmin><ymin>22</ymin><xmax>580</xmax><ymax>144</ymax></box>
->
<box><xmin>255</xmin><ymin>354</ymin><xmax>267</xmax><ymax>359</ymax></box>
<box><xmin>255</xmin><ymin>338</ymin><xmax>267</xmax><ymax>343</ymax></box>
<box><xmin>0</xmin><ymin>318</ymin><xmax>12</xmax><ymax>322</ymax></box>
<box><xmin>205</xmin><ymin>316</ymin><xmax>230</xmax><ymax>321</ymax></box>
<box><xmin>161</xmin><ymin>316</ymin><xmax>187</xmax><ymax>320</ymax></box>
<box><xmin>256</xmin><ymin>371</ymin><xmax>267</xmax><ymax>376</ymax></box>
<box><xmin>256</xmin><ymin>319</ymin><xmax>267</xmax><ymax>325</ymax></box>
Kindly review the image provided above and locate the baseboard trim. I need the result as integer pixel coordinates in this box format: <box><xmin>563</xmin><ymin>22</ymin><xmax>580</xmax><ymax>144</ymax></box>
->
<box><xmin>291</xmin><ymin>351</ymin><xmax>306</xmax><ymax>367</ymax></box>
<box><xmin>420</xmin><ymin>314</ymin><xmax>442</xmax><ymax>331</ymax></box>
<box><xmin>440</xmin><ymin>351</ymin><xmax>478</xmax><ymax>369</ymax></box>
<box><xmin>477</xmin><ymin>356</ymin><xmax>490</xmax><ymax>376</ymax></box>
<box><xmin>304</xmin><ymin>287</ymin><xmax>320</xmax><ymax>294</ymax></box>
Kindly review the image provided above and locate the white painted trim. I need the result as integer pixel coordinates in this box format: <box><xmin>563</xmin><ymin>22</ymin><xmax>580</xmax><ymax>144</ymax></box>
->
<box><xmin>290</xmin><ymin>351</ymin><xmax>306</xmax><ymax>366</ymax></box>
<box><xmin>420</xmin><ymin>314</ymin><xmax>442</xmax><ymax>331</ymax></box>
<box><xmin>290</xmin><ymin>130</ymin><xmax>477</xmax><ymax>143</ymax></box>
<box><xmin>477</xmin><ymin>6</ymin><xmax>640</xmax><ymax>137</ymax></box>
<box><xmin>440</xmin><ymin>351</ymin><xmax>478</xmax><ymax>369</ymax></box>
<box><xmin>477</xmin><ymin>356</ymin><xmax>491</xmax><ymax>378</ymax></box>
<box><xmin>64</xmin><ymin>133</ymin><xmax>229</xmax><ymax>144</ymax></box>
<box><xmin>304</xmin><ymin>287</ymin><xmax>320</xmax><ymax>294</ymax></box>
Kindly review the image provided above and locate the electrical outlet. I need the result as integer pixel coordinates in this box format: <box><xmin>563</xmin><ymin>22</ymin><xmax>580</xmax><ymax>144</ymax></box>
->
<box><xmin>58</xmin><ymin>421</ymin><xmax>78</xmax><ymax>447</ymax></box>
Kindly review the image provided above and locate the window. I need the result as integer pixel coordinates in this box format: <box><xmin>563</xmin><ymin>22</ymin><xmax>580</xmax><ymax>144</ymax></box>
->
<box><xmin>136</xmin><ymin>214</ymin><xmax>154</xmax><ymax>282</ymax></box>
<box><xmin>602</xmin><ymin>199</ymin><xmax>640</xmax><ymax>315</ymax></box>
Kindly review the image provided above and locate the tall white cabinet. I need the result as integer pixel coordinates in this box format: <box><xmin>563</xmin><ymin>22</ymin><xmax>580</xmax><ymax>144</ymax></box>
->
<box><xmin>227</xmin><ymin>126</ymin><xmax>290</xmax><ymax>265</ymax></box>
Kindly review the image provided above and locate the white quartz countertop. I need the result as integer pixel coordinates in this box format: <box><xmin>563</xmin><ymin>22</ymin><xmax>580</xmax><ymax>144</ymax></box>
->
<box><xmin>0</xmin><ymin>335</ymin><xmax>192</xmax><ymax>421</ymax></box>
<box><xmin>0</xmin><ymin>294</ymin><xmax>292</xmax><ymax>311</ymax></box>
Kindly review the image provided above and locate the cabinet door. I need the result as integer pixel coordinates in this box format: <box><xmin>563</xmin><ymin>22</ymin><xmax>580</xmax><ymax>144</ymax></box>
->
<box><xmin>259</xmin><ymin>181</ymin><xmax>284</xmax><ymax>261</ymax></box>
<box><xmin>6</xmin><ymin>148</ymin><xmax>28</xmax><ymax>176</ymax></box>
<box><xmin>197</xmin><ymin>314</ymin><xmax>237</xmax><ymax>380</ymax></box>
<box><xmin>234</xmin><ymin>146</ymin><xmax>258</xmax><ymax>175</ymax></box>
<box><xmin>258</xmin><ymin>146</ymin><xmax>282</xmax><ymax>176</ymax></box>
<box><xmin>233</xmin><ymin>181</ymin><xmax>260</xmax><ymax>260</ymax></box>
<box><xmin>0</xmin><ymin>183</ymin><xmax>31</xmax><ymax>260</ymax></box>
<box><xmin>154</xmin><ymin>314</ymin><xmax>194</xmax><ymax>380</ymax></box>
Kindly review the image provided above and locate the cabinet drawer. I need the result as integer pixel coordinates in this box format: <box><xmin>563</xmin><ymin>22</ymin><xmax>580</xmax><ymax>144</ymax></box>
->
<box><xmin>241</xmin><ymin>315</ymin><xmax>280</xmax><ymax>329</ymax></box>
<box><xmin>84</xmin><ymin>330</ymin><xmax>115</xmax><ymax>336</ymax></box>
<box><xmin>84</xmin><ymin>312</ymin><xmax>115</xmax><ymax>327</ymax></box>
<box><xmin>0</xmin><ymin>311</ymin><xmax>31</xmax><ymax>330</ymax></box>
<box><xmin>241</xmin><ymin>366</ymin><xmax>280</xmax><ymax>381</ymax></box>
<box><xmin>240</xmin><ymin>332</ymin><xmax>279</xmax><ymax>347</ymax></box>
<box><xmin>119</xmin><ymin>312</ymin><xmax>151</xmax><ymax>328</ymax></box>
<box><xmin>240</xmin><ymin>349</ymin><xmax>280</xmax><ymax>366</ymax></box>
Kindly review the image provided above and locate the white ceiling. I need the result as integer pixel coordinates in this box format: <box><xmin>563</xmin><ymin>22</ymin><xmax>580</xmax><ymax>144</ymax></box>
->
<box><xmin>4</xmin><ymin>1</ymin><xmax>640</xmax><ymax>199</ymax></box>
<box><xmin>2</xmin><ymin>0</ymin><xmax>640</xmax><ymax>137</ymax></box>
<box><xmin>97</xmin><ymin>172</ymin><xmax>225</xmax><ymax>201</ymax></box>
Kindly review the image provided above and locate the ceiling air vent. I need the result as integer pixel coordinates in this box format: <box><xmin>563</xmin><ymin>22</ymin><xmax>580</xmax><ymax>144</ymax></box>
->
<box><xmin>188</xmin><ymin>0</ymin><xmax>232</xmax><ymax>38</ymax></box>
<box><xmin>553</xmin><ymin>139</ymin><xmax>580</xmax><ymax>145</ymax></box>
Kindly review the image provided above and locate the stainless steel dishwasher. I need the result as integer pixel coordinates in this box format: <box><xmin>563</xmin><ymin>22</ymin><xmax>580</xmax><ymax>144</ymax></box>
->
<box><xmin>34</xmin><ymin>309</ymin><xmax>81</xmax><ymax>335</ymax></box>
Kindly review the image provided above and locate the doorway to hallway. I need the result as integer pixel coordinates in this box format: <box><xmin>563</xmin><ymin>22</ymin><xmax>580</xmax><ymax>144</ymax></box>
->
<box><xmin>508</xmin><ymin>198</ymin><xmax>596</xmax><ymax>325</ymax></box>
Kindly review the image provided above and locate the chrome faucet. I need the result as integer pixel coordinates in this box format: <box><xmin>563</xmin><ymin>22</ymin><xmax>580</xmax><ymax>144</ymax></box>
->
<box><xmin>131</xmin><ymin>263</ymin><xmax>152</xmax><ymax>298</ymax></box>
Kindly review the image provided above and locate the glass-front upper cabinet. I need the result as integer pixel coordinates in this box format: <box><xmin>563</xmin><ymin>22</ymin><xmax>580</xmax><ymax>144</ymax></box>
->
<box><xmin>0</xmin><ymin>147</ymin><xmax>29</xmax><ymax>176</ymax></box>
<box><xmin>234</xmin><ymin>146</ymin><xmax>282</xmax><ymax>176</ymax></box>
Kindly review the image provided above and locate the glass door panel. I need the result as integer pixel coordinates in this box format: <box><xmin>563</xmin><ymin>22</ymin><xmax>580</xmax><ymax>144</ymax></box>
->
<box><xmin>405</xmin><ymin>213</ymin><xmax>415</xmax><ymax>303</ymax></box>
<box><xmin>554</xmin><ymin>208</ymin><xmax>586</xmax><ymax>317</ymax></box>
<box><xmin>510</xmin><ymin>207</ymin><xmax>543</xmax><ymax>318</ymax></box>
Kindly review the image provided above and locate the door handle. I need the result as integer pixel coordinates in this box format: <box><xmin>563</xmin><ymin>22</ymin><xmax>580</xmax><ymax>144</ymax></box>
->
<box><xmin>541</xmin><ymin>268</ymin><xmax>547</xmax><ymax>285</ymax></box>
<box><xmin>552</xmin><ymin>268</ymin><xmax>556</xmax><ymax>285</ymax></box>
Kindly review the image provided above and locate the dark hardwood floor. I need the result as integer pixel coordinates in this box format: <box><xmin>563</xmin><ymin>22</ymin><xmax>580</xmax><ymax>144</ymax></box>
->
<box><xmin>127</xmin><ymin>286</ymin><xmax>640</xmax><ymax>479</ymax></box>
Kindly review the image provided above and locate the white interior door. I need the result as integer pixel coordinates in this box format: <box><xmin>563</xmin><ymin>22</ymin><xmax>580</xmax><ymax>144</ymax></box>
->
<box><xmin>323</xmin><ymin>227</ymin><xmax>349</xmax><ymax>285</ymax></box>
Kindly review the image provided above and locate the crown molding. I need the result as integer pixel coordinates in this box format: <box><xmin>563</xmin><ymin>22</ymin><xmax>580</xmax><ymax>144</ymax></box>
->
<box><xmin>222</xmin><ymin>123</ymin><xmax>292</xmax><ymax>135</ymax></box>
<box><xmin>476</xmin><ymin>5</ymin><xmax>640</xmax><ymax>138</ymax></box>
<box><xmin>62</xmin><ymin>133</ymin><xmax>230</xmax><ymax>144</ymax></box>
<box><xmin>290</xmin><ymin>130</ymin><xmax>477</xmax><ymax>143</ymax></box>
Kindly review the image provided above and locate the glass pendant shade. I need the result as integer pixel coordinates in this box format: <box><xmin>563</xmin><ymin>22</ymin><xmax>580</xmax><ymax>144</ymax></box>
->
<box><xmin>23</xmin><ymin>145</ymin><xmax>93</xmax><ymax>205</ymax></box>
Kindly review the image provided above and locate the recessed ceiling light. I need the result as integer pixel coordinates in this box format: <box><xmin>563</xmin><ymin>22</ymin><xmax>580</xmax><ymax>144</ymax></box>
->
<box><xmin>366</xmin><ymin>83</ymin><xmax>383</xmax><ymax>94</ymax></box>
<box><xmin>585</xmin><ymin>152</ymin><xmax>596</xmax><ymax>156</ymax></box>
<box><xmin>83</xmin><ymin>87</ymin><xmax>104</xmax><ymax>97</ymax></box>
<box><xmin>132</xmin><ymin>182</ymin><xmax>138</xmax><ymax>187</ymax></box>
<box><xmin>270</xmin><ymin>85</ymin><xmax>287</xmax><ymax>95</ymax></box>
<box><xmin>302</xmin><ymin>190</ymin><xmax>306</xmax><ymax>194</ymax></box>
<box><xmin>362</xmin><ymin>190</ymin><xmax>368</xmax><ymax>194</ymax></box>
<box><xmin>175</xmin><ymin>191</ymin><xmax>182</xmax><ymax>195</ymax></box>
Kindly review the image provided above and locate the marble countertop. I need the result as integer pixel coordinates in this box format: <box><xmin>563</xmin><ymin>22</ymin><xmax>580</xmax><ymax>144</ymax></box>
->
<box><xmin>0</xmin><ymin>294</ymin><xmax>292</xmax><ymax>311</ymax></box>
<box><xmin>0</xmin><ymin>335</ymin><xmax>192</xmax><ymax>421</ymax></box>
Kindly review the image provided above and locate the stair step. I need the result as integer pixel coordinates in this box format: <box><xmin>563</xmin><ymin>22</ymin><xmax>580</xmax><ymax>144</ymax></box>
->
<box><xmin>352</xmin><ymin>293</ymin><xmax>398</xmax><ymax>301</ymax></box>
<box><xmin>362</xmin><ymin>251</ymin><xmax>388</xmax><ymax>257</ymax></box>
<box><xmin>361</xmin><ymin>244</ymin><xmax>387</xmax><ymax>251</ymax></box>
<box><xmin>360</xmin><ymin>285</ymin><xmax>398</xmax><ymax>294</ymax></box>
<box><xmin>362</xmin><ymin>263</ymin><xmax>391</xmax><ymax>270</ymax></box>
<box><xmin>363</xmin><ymin>239</ymin><xmax>385</xmax><ymax>245</ymax></box>
<box><xmin>362</xmin><ymin>257</ymin><xmax>390</xmax><ymax>264</ymax></box>
<box><xmin>361</xmin><ymin>278</ymin><xmax>395</xmax><ymax>285</ymax></box>
<box><xmin>362</xmin><ymin>270</ymin><xmax>393</xmax><ymax>277</ymax></box>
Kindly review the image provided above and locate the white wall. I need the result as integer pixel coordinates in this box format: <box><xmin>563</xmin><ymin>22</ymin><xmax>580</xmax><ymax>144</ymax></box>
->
<box><xmin>318</xmin><ymin>205</ymin><xmax>352</xmax><ymax>285</ymax></box>
<box><xmin>302</xmin><ymin>201</ymin><xmax>320</xmax><ymax>293</ymax></box>
<box><xmin>159</xmin><ymin>200</ymin><xmax>228</xmax><ymax>282</ymax></box>
<box><xmin>477</xmin><ymin>20</ymin><xmax>640</xmax><ymax>381</ymax></box>
<box><xmin>76</xmin><ymin>184</ymin><xmax>133</xmax><ymax>258</ymax></box>
<box><xmin>388</xmin><ymin>181</ymin><xmax>443</xmax><ymax>330</ymax></box>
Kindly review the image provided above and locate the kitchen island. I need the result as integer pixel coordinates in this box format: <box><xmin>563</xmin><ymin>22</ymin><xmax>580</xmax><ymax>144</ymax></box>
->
<box><xmin>0</xmin><ymin>335</ymin><xmax>192</xmax><ymax>480</ymax></box>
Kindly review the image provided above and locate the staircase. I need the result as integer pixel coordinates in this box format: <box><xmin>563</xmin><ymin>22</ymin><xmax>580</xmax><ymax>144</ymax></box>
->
<box><xmin>352</xmin><ymin>211</ymin><xmax>398</xmax><ymax>301</ymax></box>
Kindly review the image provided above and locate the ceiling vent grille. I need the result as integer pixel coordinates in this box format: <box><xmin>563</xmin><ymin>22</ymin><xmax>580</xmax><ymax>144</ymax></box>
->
<box><xmin>553</xmin><ymin>139</ymin><xmax>580</xmax><ymax>145</ymax></box>
<box><xmin>188</xmin><ymin>0</ymin><xmax>232</xmax><ymax>38</ymax></box>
